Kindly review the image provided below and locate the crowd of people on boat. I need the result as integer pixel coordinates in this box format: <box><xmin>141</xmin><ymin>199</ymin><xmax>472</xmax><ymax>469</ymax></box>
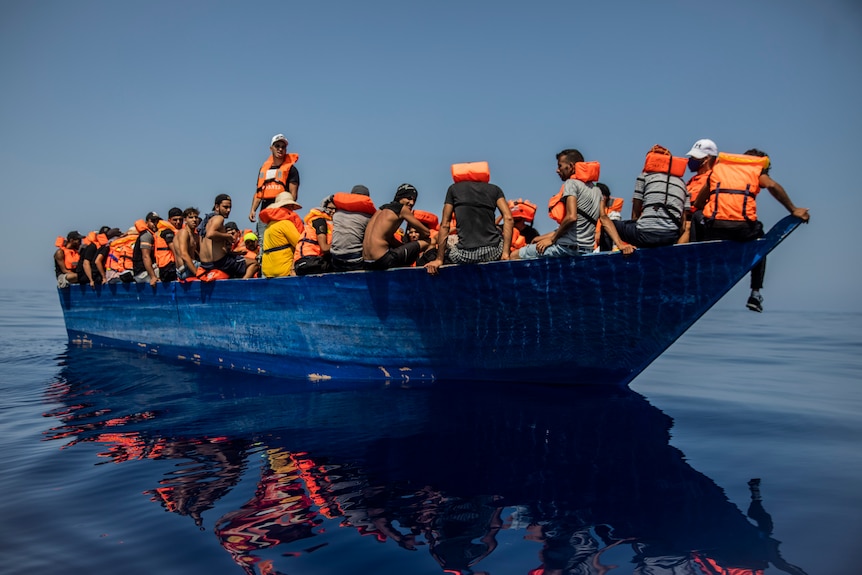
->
<box><xmin>54</xmin><ymin>134</ymin><xmax>809</xmax><ymax>312</ymax></box>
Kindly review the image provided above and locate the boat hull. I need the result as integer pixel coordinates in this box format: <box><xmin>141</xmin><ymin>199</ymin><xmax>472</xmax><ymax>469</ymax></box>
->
<box><xmin>58</xmin><ymin>216</ymin><xmax>802</xmax><ymax>386</ymax></box>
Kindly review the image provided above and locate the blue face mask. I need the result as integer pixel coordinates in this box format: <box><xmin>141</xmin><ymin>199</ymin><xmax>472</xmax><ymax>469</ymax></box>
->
<box><xmin>688</xmin><ymin>157</ymin><xmax>704</xmax><ymax>172</ymax></box>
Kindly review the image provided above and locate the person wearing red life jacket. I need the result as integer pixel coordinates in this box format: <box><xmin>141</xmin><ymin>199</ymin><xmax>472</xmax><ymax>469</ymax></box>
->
<box><xmin>683</xmin><ymin>138</ymin><xmax>719</xmax><ymax>243</ymax></box>
<box><xmin>294</xmin><ymin>195</ymin><xmax>336</xmax><ymax>276</ymax></box>
<box><xmin>511</xmin><ymin>149</ymin><xmax>604</xmax><ymax>261</ymax></box>
<box><xmin>600</xmin><ymin>145</ymin><xmax>690</xmax><ymax>253</ymax></box>
<box><xmin>362</xmin><ymin>184</ymin><xmax>432</xmax><ymax>271</ymax></box>
<box><xmin>54</xmin><ymin>230</ymin><xmax>82</xmax><ymax>287</ymax></box>
<box><xmin>249</xmin><ymin>133</ymin><xmax>300</xmax><ymax>242</ymax></box>
<box><xmin>425</xmin><ymin>161</ymin><xmax>513</xmax><ymax>275</ymax></box>
<box><xmin>693</xmin><ymin>148</ymin><xmax>809</xmax><ymax>312</ymax></box>
<box><xmin>78</xmin><ymin>226</ymin><xmax>122</xmax><ymax>287</ymax></box>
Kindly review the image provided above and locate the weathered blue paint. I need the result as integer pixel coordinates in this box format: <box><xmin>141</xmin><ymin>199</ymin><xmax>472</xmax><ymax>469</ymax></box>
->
<box><xmin>58</xmin><ymin>216</ymin><xmax>802</xmax><ymax>386</ymax></box>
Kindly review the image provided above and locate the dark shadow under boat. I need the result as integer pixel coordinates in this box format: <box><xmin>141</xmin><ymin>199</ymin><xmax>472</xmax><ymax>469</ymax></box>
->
<box><xmin>41</xmin><ymin>345</ymin><xmax>808</xmax><ymax>574</ymax></box>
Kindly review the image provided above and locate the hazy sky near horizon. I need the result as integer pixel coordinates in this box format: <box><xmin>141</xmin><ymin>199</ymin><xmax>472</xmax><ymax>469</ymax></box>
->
<box><xmin>2</xmin><ymin>0</ymin><xmax>860</xmax><ymax>311</ymax></box>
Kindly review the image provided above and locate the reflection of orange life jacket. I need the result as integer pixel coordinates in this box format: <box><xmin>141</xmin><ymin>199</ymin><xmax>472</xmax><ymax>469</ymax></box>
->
<box><xmin>687</xmin><ymin>171</ymin><xmax>712</xmax><ymax>212</ymax></box>
<box><xmin>332</xmin><ymin>192</ymin><xmax>376</xmax><ymax>215</ymax></box>
<box><xmin>548</xmin><ymin>162</ymin><xmax>601</xmax><ymax>224</ymax></box>
<box><xmin>451</xmin><ymin>161</ymin><xmax>491</xmax><ymax>183</ymax></box>
<box><xmin>107</xmin><ymin>234</ymin><xmax>138</xmax><ymax>272</ymax></box>
<box><xmin>154</xmin><ymin>220</ymin><xmax>178</xmax><ymax>268</ymax></box>
<box><xmin>55</xmin><ymin>237</ymin><xmax>80</xmax><ymax>270</ymax></box>
<box><xmin>295</xmin><ymin>208</ymin><xmax>333</xmax><ymax>260</ymax></box>
<box><xmin>703</xmin><ymin>153</ymin><xmax>768</xmax><ymax>222</ymax></box>
<box><xmin>256</xmin><ymin>154</ymin><xmax>299</xmax><ymax>200</ymax></box>
<box><xmin>692</xmin><ymin>552</ymin><xmax>764</xmax><ymax>575</ymax></box>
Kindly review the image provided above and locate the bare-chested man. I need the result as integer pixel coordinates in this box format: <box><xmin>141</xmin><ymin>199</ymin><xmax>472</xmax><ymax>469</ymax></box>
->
<box><xmin>200</xmin><ymin>194</ymin><xmax>259</xmax><ymax>279</ymax></box>
<box><xmin>362</xmin><ymin>184</ymin><xmax>431</xmax><ymax>271</ymax></box>
<box><xmin>175</xmin><ymin>207</ymin><xmax>201</xmax><ymax>280</ymax></box>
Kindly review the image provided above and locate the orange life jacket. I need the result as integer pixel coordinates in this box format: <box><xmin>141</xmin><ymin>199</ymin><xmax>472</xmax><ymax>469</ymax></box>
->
<box><xmin>548</xmin><ymin>162</ymin><xmax>601</xmax><ymax>224</ymax></box>
<box><xmin>153</xmin><ymin>220</ymin><xmax>178</xmax><ymax>268</ymax></box>
<box><xmin>509</xmin><ymin>198</ymin><xmax>538</xmax><ymax>223</ymax></box>
<box><xmin>703</xmin><ymin>153</ymin><xmax>768</xmax><ymax>222</ymax></box>
<box><xmin>510</xmin><ymin>227</ymin><xmax>526</xmax><ymax>252</ymax></box>
<box><xmin>332</xmin><ymin>192</ymin><xmax>376</xmax><ymax>215</ymax></box>
<box><xmin>451</xmin><ymin>161</ymin><xmax>491</xmax><ymax>183</ymax></box>
<box><xmin>198</xmin><ymin>269</ymin><xmax>230</xmax><ymax>282</ymax></box>
<box><xmin>83</xmin><ymin>231</ymin><xmax>108</xmax><ymax>248</ymax></box>
<box><xmin>55</xmin><ymin>237</ymin><xmax>80</xmax><ymax>271</ymax></box>
<box><xmin>259</xmin><ymin>206</ymin><xmax>304</xmax><ymax>234</ymax></box>
<box><xmin>295</xmin><ymin>208</ymin><xmax>333</xmax><ymax>260</ymax></box>
<box><xmin>643</xmin><ymin>151</ymin><xmax>688</xmax><ymax>177</ymax></box>
<box><xmin>687</xmin><ymin>171</ymin><xmax>711</xmax><ymax>211</ymax></box>
<box><xmin>107</xmin><ymin>234</ymin><xmax>138</xmax><ymax>272</ymax></box>
<box><xmin>256</xmin><ymin>154</ymin><xmax>299</xmax><ymax>200</ymax></box>
<box><xmin>413</xmin><ymin>209</ymin><xmax>439</xmax><ymax>231</ymax></box>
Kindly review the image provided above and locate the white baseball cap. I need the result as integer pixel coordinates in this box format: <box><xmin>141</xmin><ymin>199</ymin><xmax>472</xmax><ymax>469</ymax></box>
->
<box><xmin>271</xmin><ymin>134</ymin><xmax>288</xmax><ymax>146</ymax></box>
<box><xmin>686</xmin><ymin>139</ymin><xmax>718</xmax><ymax>159</ymax></box>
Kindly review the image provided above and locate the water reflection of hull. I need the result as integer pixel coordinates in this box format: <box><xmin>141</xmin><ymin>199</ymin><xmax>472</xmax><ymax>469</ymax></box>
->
<box><xmin>44</xmin><ymin>346</ymin><xmax>807</xmax><ymax>575</ymax></box>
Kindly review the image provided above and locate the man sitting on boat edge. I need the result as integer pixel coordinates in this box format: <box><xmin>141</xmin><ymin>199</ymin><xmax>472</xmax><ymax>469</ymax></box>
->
<box><xmin>362</xmin><ymin>183</ymin><xmax>431</xmax><ymax>271</ymax></box>
<box><xmin>200</xmin><ymin>194</ymin><xmax>259</xmax><ymax>280</ymax></box>
<box><xmin>510</xmin><ymin>149</ymin><xmax>604</xmax><ymax>261</ymax></box>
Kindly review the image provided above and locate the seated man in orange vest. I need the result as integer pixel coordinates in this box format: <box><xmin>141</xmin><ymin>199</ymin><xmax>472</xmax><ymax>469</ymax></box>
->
<box><xmin>362</xmin><ymin>184</ymin><xmax>432</xmax><ymax>271</ymax></box>
<box><xmin>511</xmin><ymin>149</ymin><xmax>603</xmax><ymax>261</ymax></box>
<box><xmin>693</xmin><ymin>149</ymin><xmax>809</xmax><ymax>312</ymax></box>
<box><xmin>54</xmin><ymin>231</ymin><xmax>83</xmax><ymax>288</ymax></box>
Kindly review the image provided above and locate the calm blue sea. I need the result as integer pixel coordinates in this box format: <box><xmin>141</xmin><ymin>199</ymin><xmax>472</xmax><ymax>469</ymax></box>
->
<box><xmin>1</xmin><ymin>284</ymin><xmax>860</xmax><ymax>575</ymax></box>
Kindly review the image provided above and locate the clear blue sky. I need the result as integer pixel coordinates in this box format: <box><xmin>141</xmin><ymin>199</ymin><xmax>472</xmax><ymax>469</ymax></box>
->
<box><xmin>2</xmin><ymin>0</ymin><xmax>860</xmax><ymax>311</ymax></box>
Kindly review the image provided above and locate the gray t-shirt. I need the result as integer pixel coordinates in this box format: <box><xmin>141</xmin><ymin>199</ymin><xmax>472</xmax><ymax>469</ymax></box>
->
<box><xmin>331</xmin><ymin>210</ymin><xmax>371</xmax><ymax>261</ymax></box>
<box><xmin>556</xmin><ymin>179</ymin><xmax>602</xmax><ymax>251</ymax></box>
<box><xmin>634</xmin><ymin>172</ymin><xmax>690</xmax><ymax>234</ymax></box>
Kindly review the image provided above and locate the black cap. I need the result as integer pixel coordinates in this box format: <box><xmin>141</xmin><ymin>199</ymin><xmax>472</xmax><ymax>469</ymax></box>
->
<box><xmin>395</xmin><ymin>183</ymin><xmax>418</xmax><ymax>202</ymax></box>
<box><xmin>224</xmin><ymin>221</ymin><xmax>239</xmax><ymax>232</ymax></box>
<box><xmin>66</xmin><ymin>230</ymin><xmax>83</xmax><ymax>240</ymax></box>
<box><xmin>351</xmin><ymin>185</ymin><xmax>370</xmax><ymax>196</ymax></box>
<box><xmin>145</xmin><ymin>211</ymin><xmax>161</xmax><ymax>222</ymax></box>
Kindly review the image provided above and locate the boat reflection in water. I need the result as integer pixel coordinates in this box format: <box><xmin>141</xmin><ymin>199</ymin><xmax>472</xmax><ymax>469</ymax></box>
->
<box><xmin>43</xmin><ymin>346</ymin><xmax>808</xmax><ymax>575</ymax></box>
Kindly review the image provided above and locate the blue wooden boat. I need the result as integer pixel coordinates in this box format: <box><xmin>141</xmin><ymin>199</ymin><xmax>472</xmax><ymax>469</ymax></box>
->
<box><xmin>57</xmin><ymin>216</ymin><xmax>803</xmax><ymax>386</ymax></box>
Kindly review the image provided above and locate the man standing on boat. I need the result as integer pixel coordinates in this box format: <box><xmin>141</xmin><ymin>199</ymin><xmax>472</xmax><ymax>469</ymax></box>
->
<box><xmin>249</xmin><ymin>134</ymin><xmax>299</xmax><ymax>243</ymax></box>
<box><xmin>362</xmin><ymin>184</ymin><xmax>432</xmax><ymax>270</ymax></box>
<box><xmin>201</xmin><ymin>194</ymin><xmax>260</xmax><ymax>279</ymax></box>
<box><xmin>693</xmin><ymin>148</ymin><xmax>810</xmax><ymax>312</ymax></box>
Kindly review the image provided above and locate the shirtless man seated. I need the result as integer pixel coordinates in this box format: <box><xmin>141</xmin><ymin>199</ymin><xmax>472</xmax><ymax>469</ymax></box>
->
<box><xmin>200</xmin><ymin>194</ymin><xmax>260</xmax><ymax>279</ymax></box>
<box><xmin>362</xmin><ymin>184</ymin><xmax>431</xmax><ymax>271</ymax></box>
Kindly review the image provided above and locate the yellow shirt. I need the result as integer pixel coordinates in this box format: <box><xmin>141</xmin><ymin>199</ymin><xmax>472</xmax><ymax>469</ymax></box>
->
<box><xmin>262</xmin><ymin>220</ymin><xmax>301</xmax><ymax>277</ymax></box>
